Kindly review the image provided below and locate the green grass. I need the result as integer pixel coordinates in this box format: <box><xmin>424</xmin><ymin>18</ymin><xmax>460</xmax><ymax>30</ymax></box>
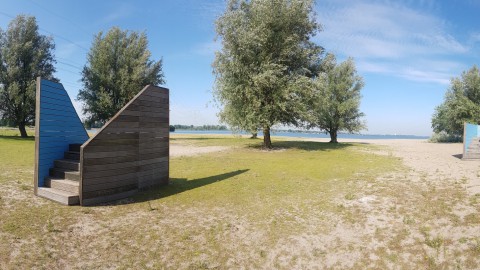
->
<box><xmin>1</xmin><ymin>131</ymin><xmax>478</xmax><ymax>269</ymax></box>
<box><xmin>142</xmin><ymin>136</ymin><xmax>398</xmax><ymax>228</ymax></box>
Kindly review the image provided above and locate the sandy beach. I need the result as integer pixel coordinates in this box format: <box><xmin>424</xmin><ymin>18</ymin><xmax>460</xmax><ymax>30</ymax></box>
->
<box><xmin>311</xmin><ymin>138</ymin><xmax>480</xmax><ymax>195</ymax></box>
<box><xmin>168</xmin><ymin>137</ymin><xmax>480</xmax><ymax>268</ymax></box>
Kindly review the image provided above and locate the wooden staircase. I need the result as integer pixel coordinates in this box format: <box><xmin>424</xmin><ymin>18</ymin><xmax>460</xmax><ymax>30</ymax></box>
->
<box><xmin>464</xmin><ymin>137</ymin><xmax>480</xmax><ymax>159</ymax></box>
<box><xmin>37</xmin><ymin>144</ymin><xmax>81</xmax><ymax>205</ymax></box>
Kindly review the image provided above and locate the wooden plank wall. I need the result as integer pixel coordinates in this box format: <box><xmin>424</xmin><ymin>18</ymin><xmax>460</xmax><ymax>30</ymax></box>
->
<box><xmin>80</xmin><ymin>85</ymin><xmax>169</xmax><ymax>205</ymax></box>
<box><xmin>34</xmin><ymin>78</ymin><xmax>89</xmax><ymax>194</ymax></box>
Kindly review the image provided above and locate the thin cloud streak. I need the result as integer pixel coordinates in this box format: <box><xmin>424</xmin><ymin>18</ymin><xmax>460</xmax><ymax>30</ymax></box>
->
<box><xmin>101</xmin><ymin>3</ymin><xmax>134</xmax><ymax>24</ymax></box>
<box><xmin>316</xmin><ymin>0</ymin><xmax>471</xmax><ymax>85</ymax></box>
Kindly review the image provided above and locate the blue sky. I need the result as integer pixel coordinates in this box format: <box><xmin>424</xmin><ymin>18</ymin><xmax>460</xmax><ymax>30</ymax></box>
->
<box><xmin>1</xmin><ymin>0</ymin><xmax>479</xmax><ymax>136</ymax></box>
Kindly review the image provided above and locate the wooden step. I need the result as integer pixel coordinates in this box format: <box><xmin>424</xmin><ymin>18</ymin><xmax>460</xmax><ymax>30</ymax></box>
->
<box><xmin>69</xmin><ymin>144</ymin><xmax>82</xmax><ymax>152</ymax></box>
<box><xmin>49</xmin><ymin>168</ymin><xmax>80</xmax><ymax>181</ymax></box>
<box><xmin>54</xmin><ymin>159</ymin><xmax>80</xmax><ymax>171</ymax></box>
<box><xmin>37</xmin><ymin>187</ymin><xmax>79</xmax><ymax>205</ymax></box>
<box><xmin>64</xmin><ymin>151</ymin><xmax>80</xmax><ymax>161</ymax></box>
<box><xmin>45</xmin><ymin>178</ymin><xmax>79</xmax><ymax>193</ymax></box>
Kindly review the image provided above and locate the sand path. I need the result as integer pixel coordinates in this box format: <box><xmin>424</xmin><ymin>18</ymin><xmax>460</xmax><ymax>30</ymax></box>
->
<box><xmin>304</xmin><ymin>138</ymin><xmax>480</xmax><ymax>195</ymax></box>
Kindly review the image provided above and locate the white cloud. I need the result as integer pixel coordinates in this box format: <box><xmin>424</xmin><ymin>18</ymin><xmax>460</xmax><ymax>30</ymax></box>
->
<box><xmin>316</xmin><ymin>0</ymin><xmax>470</xmax><ymax>84</ymax></box>
<box><xmin>194</xmin><ymin>40</ymin><xmax>221</xmax><ymax>56</ymax></box>
<box><xmin>101</xmin><ymin>3</ymin><xmax>134</xmax><ymax>24</ymax></box>
<box><xmin>470</xmin><ymin>32</ymin><xmax>480</xmax><ymax>44</ymax></box>
<box><xmin>356</xmin><ymin>59</ymin><xmax>463</xmax><ymax>85</ymax></box>
<box><xmin>56</xmin><ymin>43</ymin><xmax>80</xmax><ymax>59</ymax></box>
<box><xmin>398</xmin><ymin>68</ymin><xmax>451</xmax><ymax>85</ymax></box>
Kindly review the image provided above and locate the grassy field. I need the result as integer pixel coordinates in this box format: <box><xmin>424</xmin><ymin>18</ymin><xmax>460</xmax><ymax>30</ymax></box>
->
<box><xmin>0</xmin><ymin>129</ymin><xmax>479</xmax><ymax>269</ymax></box>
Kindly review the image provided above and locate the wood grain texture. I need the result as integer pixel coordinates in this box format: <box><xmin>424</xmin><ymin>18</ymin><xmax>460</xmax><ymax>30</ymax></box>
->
<box><xmin>80</xmin><ymin>85</ymin><xmax>169</xmax><ymax>205</ymax></box>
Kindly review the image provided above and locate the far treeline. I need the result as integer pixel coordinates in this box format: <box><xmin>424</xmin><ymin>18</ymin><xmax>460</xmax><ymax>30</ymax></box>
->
<box><xmin>171</xmin><ymin>125</ymin><xmax>228</xmax><ymax>131</ymax></box>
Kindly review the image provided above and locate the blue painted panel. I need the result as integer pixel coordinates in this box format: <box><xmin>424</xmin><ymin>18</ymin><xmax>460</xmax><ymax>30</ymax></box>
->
<box><xmin>39</xmin><ymin>131</ymin><xmax>88</xmax><ymax>139</ymax></box>
<box><xmin>36</xmin><ymin>79</ymin><xmax>89</xmax><ymax>187</ymax></box>
<box><xmin>40</xmin><ymin>114</ymin><xmax>83</xmax><ymax>123</ymax></box>
<box><xmin>41</xmin><ymin>105</ymin><xmax>77</xmax><ymax>115</ymax></box>
<box><xmin>39</xmin><ymin>149</ymin><xmax>67</xmax><ymax>157</ymax></box>
<box><xmin>464</xmin><ymin>123</ymin><xmax>479</xmax><ymax>154</ymax></box>
<box><xmin>41</xmin><ymin>100</ymin><xmax>76</xmax><ymax>110</ymax></box>
<box><xmin>40</xmin><ymin>141</ymin><xmax>75</xmax><ymax>149</ymax></box>
<box><xmin>39</xmin><ymin>154</ymin><xmax>62</xmax><ymax>161</ymax></box>
<box><xmin>40</xmin><ymin>136</ymin><xmax>86</xmax><ymax>144</ymax></box>
<box><xmin>41</xmin><ymin>86</ymin><xmax>69</xmax><ymax>97</ymax></box>
<box><xmin>41</xmin><ymin>79</ymin><xmax>66</xmax><ymax>89</ymax></box>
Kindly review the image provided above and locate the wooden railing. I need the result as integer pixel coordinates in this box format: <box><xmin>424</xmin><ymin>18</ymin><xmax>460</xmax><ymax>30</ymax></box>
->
<box><xmin>79</xmin><ymin>85</ymin><xmax>169</xmax><ymax>205</ymax></box>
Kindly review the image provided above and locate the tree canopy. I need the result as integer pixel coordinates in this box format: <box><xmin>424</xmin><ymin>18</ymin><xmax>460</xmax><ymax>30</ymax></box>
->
<box><xmin>213</xmin><ymin>0</ymin><xmax>323</xmax><ymax>148</ymax></box>
<box><xmin>309</xmin><ymin>53</ymin><xmax>365</xmax><ymax>143</ymax></box>
<box><xmin>432</xmin><ymin>65</ymin><xmax>480</xmax><ymax>136</ymax></box>
<box><xmin>0</xmin><ymin>15</ymin><xmax>56</xmax><ymax>137</ymax></box>
<box><xmin>78</xmin><ymin>27</ymin><xmax>164</xmax><ymax>125</ymax></box>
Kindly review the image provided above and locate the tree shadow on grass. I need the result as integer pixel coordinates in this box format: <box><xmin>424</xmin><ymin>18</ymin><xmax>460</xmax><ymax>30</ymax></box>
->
<box><xmin>130</xmin><ymin>169</ymin><xmax>249</xmax><ymax>204</ymax></box>
<box><xmin>0</xmin><ymin>135</ymin><xmax>35</xmax><ymax>141</ymax></box>
<box><xmin>248</xmin><ymin>140</ymin><xmax>357</xmax><ymax>151</ymax></box>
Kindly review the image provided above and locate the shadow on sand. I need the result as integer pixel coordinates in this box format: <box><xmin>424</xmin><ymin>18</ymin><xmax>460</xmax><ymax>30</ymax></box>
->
<box><xmin>452</xmin><ymin>154</ymin><xmax>463</xmax><ymax>159</ymax></box>
<box><xmin>249</xmin><ymin>140</ymin><xmax>358</xmax><ymax>151</ymax></box>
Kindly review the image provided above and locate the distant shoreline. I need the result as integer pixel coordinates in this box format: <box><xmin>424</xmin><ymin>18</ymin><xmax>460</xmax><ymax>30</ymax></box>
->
<box><xmin>171</xmin><ymin>129</ymin><xmax>430</xmax><ymax>140</ymax></box>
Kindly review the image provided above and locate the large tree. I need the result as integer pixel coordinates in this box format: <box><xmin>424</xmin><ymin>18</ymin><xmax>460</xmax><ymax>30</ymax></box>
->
<box><xmin>309</xmin><ymin>53</ymin><xmax>365</xmax><ymax>143</ymax></box>
<box><xmin>213</xmin><ymin>0</ymin><xmax>323</xmax><ymax>148</ymax></box>
<box><xmin>78</xmin><ymin>27</ymin><xmax>164</xmax><ymax>125</ymax></box>
<box><xmin>432</xmin><ymin>65</ymin><xmax>480</xmax><ymax>136</ymax></box>
<box><xmin>0</xmin><ymin>15</ymin><xmax>56</xmax><ymax>137</ymax></box>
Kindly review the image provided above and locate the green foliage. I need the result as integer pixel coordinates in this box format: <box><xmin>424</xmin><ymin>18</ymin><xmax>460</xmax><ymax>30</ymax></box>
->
<box><xmin>428</xmin><ymin>132</ymin><xmax>462</xmax><ymax>143</ymax></box>
<box><xmin>78</xmin><ymin>27</ymin><xmax>164</xmax><ymax>125</ymax></box>
<box><xmin>309</xmin><ymin>53</ymin><xmax>365</xmax><ymax>143</ymax></box>
<box><xmin>0</xmin><ymin>15</ymin><xmax>56</xmax><ymax>137</ymax></box>
<box><xmin>213</xmin><ymin>0</ymin><xmax>323</xmax><ymax>148</ymax></box>
<box><xmin>432</xmin><ymin>65</ymin><xmax>480</xmax><ymax>136</ymax></box>
<box><xmin>172</xmin><ymin>124</ymin><xmax>228</xmax><ymax>131</ymax></box>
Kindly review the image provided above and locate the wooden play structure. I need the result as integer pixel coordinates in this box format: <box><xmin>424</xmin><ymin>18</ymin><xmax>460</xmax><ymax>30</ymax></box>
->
<box><xmin>34</xmin><ymin>78</ymin><xmax>169</xmax><ymax>205</ymax></box>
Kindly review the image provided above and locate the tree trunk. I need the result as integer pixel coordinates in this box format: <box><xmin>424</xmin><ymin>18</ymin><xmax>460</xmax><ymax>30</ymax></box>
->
<box><xmin>263</xmin><ymin>126</ymin><xmax>272</xmax><ymax>149</ymax></box>
<box><xmin>18</xmin><ymin>122</ymin><xmax>28</xmax><ymax>138</ymax></box>
<box><xmin>329</xmin><ymin>130</ymin><xmax>338</xmax><ymax>143</ymax></box>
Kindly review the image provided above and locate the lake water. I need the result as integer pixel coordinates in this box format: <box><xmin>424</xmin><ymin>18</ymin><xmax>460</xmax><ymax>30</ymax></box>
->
<box><xmin>171</xmin><ymin>129</ymin><xmax>430</xmax><ymax>140</ymax></box>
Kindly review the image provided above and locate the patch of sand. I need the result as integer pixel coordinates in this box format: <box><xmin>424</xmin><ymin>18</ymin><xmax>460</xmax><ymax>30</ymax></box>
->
<box><xmin>170</xmin><ymin>145</ymin><xmax>230</xmax><ymax>157</ymax></box>
<box><xmin>308</xmin><ymin>138</ymin><xmax>480</xmax><ymax>195</ymax></box>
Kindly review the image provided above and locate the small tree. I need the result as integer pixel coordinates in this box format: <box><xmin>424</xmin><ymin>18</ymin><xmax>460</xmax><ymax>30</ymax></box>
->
<box><xmin>310</xmin><ymin>54</ymin><xmax>365</xmax><ymax>143</ymax></box>
<box><xmin>0</xmin><ymin>15</ymin><xmax>56</xmax><ymax>137</ymax></box>
<box><xmin>78</xmin><ymin>27</ymin><xmax>164</xmax><ymax>125</ymax></box>
<box><xmin>432</xmin><ymin>65</ymin><xmax>480</xmax><ymax>136</ymax></box>
<box><xmin>213</xmin><ymin>0</ymin><xmax>322</xmax><ymax>148</ymax></box>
